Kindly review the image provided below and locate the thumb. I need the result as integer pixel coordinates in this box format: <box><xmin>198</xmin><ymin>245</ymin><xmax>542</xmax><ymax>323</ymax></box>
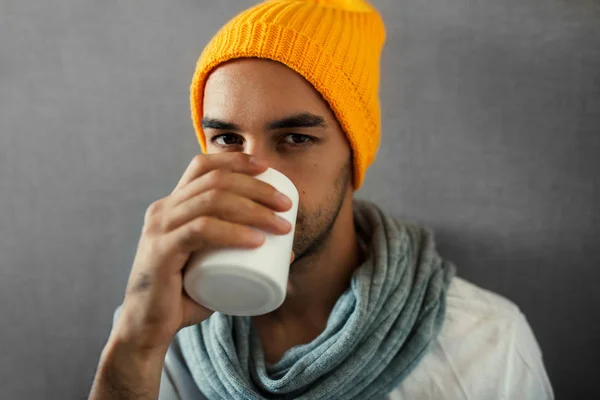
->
<box><xmin>181</xmin><ymin>294</ymin><xmax>214</xmax><ymax>328</ymax></box>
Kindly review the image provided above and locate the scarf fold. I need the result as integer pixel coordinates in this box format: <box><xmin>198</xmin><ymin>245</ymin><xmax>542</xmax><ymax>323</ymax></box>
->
<box><xmin>178</xmin><ymin>200</ymin><xmax>456</xmax><ymax>399</ymax></box>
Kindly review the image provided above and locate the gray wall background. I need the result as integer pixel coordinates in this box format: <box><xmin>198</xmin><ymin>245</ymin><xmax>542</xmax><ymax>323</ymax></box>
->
<box><xmin>1</xmin><ymin>0</ymin><xmax>599</xmax><ymax>398</ymax></box>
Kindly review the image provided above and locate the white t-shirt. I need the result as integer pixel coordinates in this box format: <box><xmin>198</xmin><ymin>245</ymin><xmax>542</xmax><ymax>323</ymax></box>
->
<box><xmin>386</xmin><ymin>277</ymin><xmax>553</xmax><ymax>399</ymax></box>
<box><xmin>148</xmin><ymin>277</ymin><xmax>553</xmax><ymax>399</ymax></box>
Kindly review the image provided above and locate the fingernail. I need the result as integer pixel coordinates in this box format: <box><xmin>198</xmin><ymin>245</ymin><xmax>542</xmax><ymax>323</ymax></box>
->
<box><xmin>249</xmin><ymin>230</ymin><xmax>266</xmax><ymax>245</ymax></box>
<box><xmin>276</xmin><ymin>215</ymin><xmax>292</xmax><ymax>230</ymax></box>
<box><xmin>276</xmin><ymin>191</ymin><xmax>292</xmax><ymax>206</ymax></box>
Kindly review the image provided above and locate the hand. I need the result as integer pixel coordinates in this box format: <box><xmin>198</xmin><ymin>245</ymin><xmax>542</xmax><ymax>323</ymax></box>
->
<box><xmin>110</xmin><ymin>153</ymin><xmax>293</xmax><ymax>354</ymax></box>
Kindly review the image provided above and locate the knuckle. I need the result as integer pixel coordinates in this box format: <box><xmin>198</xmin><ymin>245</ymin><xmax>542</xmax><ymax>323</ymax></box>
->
<box><xmin>203</xmin><ymin>188</ymin><xmax>224</xmax><ymax>205</ymax></box>
<box><xmin>178</xmin><ymin>217</ymin><xmax>210</xmax><ymax>250</ymax></box>
<box><xmin>145</xmin><ymin>199</ymin><xmax>163</xmax><ymax>218</ymax></box>
<box><xmin>232</xmin><ymin>152</ymin><xmax>248</xmax><ymax>165</ymax></box>
<box><xmin>143</xmin><ymin>200</ymin><xmax>164</xmax><ymax>233</ymax></box>
<box><xmin>205</xmin><ymin>169</ymin><xmax>226</xmax><ymax>188</ymax></box>
<box><xmin>191</xmin><ymin>154</ymin><xmax>205</xmax><ymax>170</ymax></box>
<box><xmin>190</xmin><ymin>216</ymin><xmax>210</xmax><ymax>235</ymax></box>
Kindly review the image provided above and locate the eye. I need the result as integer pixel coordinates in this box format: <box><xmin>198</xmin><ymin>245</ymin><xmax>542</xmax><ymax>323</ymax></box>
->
<box><xmin>212</xmin><ymin>134</ymin><xmax>243</xmax><ymax>146</ymax></box>
<box><xmin>282</xmin><ymin>134</ymin><xmax>313</xmax><ymax>147</ymax></box>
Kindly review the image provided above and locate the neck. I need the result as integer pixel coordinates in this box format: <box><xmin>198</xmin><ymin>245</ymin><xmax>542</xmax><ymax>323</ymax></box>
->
<box><xmin>252</xmin><ymin>195</ymin><xmax>364</xmax><ymax>363</ymax></box>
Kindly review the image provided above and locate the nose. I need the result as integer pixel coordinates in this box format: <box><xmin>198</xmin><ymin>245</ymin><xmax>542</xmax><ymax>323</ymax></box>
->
<box><xmin>243</xmin><ymin>140</ymin><xmax>275</xmax><ymax>168</ymax></box>
<box><xmin>242</xmin><ymin>136</ymin><xmax>290</xmax><ymax>176</ymax></box>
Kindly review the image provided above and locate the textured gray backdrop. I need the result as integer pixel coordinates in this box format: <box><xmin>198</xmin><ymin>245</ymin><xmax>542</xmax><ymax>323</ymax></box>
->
<box><xmin>1</xmin><ymin>0</ymin><xmax>599</xmax><ymax>398</ymax></box>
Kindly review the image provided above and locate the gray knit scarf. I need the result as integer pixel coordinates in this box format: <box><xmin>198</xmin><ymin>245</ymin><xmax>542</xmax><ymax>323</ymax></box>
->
<box><xmin>178</xmin><ymin>200</ymin><xmax>456</xmax><ymax>399</ymax></box>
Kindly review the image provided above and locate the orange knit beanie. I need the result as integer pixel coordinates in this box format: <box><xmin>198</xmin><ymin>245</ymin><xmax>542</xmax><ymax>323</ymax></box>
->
<box><xmin>190</xmin><ymin>0</ymin><xmax>386</xmax><ymax>189</ymax></box>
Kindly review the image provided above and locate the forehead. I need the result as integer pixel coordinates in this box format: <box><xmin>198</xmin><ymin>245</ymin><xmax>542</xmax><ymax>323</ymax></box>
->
<box><xmin>202</xmin><ymin>59</ymin><xmax>331</xmax><ymax>120</ymax></box>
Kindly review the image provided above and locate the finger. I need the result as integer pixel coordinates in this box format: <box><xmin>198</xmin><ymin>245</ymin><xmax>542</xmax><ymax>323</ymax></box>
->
<box><xmin>290</xmin><ymin>251</ymin><xmax>295</xmax><ymax>263</ymax></box>
<box><xmin>167</xmin><ymin>215</ymin><xmax>266</xmax><ymax>255</ymax></box>
<box><xmin>165</xmin><ymin>190</ymin><xmax>292</xmax><ymax>235</ymax></box>
<box><xmin>170</xmin><ymin>169</ymin><xmax>292</xmax><ymax>212</ymax></box>
<box><xmin>180</xmin><ymin>293</ymin><xmax>214</xmax><ymax>328</ymax></box>
<box><xmin>172</xmin><ymin>153</ymin><xmax>268</xmax><ymax>194</ymax></box>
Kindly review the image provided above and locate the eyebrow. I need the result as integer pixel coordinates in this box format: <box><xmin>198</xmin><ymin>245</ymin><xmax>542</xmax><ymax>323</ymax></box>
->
<box><xmin>201</xmin><ymin>118</ymin><xmax>240</xmax><ymax>131</ymax></box>
<box><xmin>267</xmin><ymin>113</ymin><xmax>327</xmax><ymax>130</ymax></box>
<box><xmin>200</xmin><ymin>112</ymin><xmax>327</xmax><ymax>132</ymax></box>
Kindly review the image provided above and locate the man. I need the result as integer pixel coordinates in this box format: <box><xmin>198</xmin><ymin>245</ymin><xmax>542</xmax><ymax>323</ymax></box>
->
<box><xmin>89</xmin><ymin>0</ymin><xmax>553</xmax><ymax>399</ymax></box>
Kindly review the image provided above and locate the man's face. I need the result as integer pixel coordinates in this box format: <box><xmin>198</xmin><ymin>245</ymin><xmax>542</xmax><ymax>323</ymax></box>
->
<box><xmin>202</xmin><ymin>59</ymin><xmax>352</xmax><ymax>263</ymax></box>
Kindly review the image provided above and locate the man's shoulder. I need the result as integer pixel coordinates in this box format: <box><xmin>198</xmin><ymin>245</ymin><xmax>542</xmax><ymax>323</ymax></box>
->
<box><xmin>443</xmin><ymin>276</ymin><xmax>521</xmax><ymax>332</ymax></box>
<box><xmin>387</xmin><ymin>277</ymin><xmax>554</xmax><ymax>400</ymax></box>
<box><xmin>440</xmin><ymin>276</ymin><xmax>546</xmax><ymax>370</ymax></box>
<box><xmin>438</xmin><ymin>277</ymin><xmax>544</xmax><ymax>370</ymax></box>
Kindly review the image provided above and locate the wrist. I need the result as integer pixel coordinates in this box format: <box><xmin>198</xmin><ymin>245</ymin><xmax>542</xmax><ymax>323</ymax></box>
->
<box><xmin>90</xmin><ymin>336</ymin><xmax>165</xmax><ymax>400</ymax></box>
<box><xmin>89</xmin><ymin>335</ymin><xmax>166</xmax><ymax>400</ymax></box>
<box><xmin>102</xmin><ymin>331</ymin><xmax>167</xmax><ymax>371</ymax></box>
<box><xmin>111</xmin><ymin>304</ymin><xmax>176</xmax><ymax>353</ymax></box>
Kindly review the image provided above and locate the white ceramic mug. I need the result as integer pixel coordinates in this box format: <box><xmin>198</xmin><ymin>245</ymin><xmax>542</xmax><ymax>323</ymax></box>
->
<box><xmin>183</xmin><ymin>167</ymin><xmax>299</xmax><ymax>316</ymax></box>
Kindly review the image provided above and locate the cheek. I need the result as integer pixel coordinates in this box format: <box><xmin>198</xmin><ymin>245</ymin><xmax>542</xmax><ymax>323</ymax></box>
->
<box><xmin>277</xmin><ymin>136</ymin><xmax>351</xmax><ymax>209</ymax></box>
<box><xmin>291</xmin><ymin>163</ymin><xmax>341</xmax><ymax>212</ymax></box>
